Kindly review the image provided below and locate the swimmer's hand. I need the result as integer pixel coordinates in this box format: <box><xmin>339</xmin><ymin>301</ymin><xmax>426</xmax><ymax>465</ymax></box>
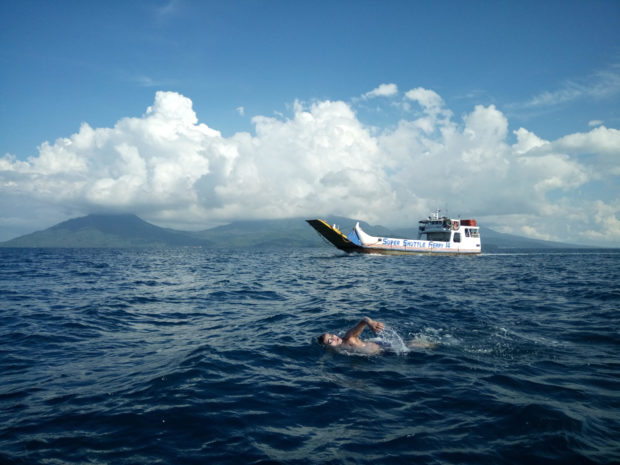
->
<box><xmin>364</xmin><ymin>317</ymin><xmax>385</xmax><ymax>334</ymax></box>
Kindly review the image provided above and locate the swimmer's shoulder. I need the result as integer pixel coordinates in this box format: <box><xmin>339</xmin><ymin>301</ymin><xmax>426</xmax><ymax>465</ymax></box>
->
<box><xmin>341</xmin><ymin>341</ymin><xmax>382</xmax><ymax>355</ymax></box>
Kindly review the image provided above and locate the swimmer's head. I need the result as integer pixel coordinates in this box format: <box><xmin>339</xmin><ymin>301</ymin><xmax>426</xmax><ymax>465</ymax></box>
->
<box><xmin>318</xmin><ymin>333</ymin><xmax>342</xmax><ymax>347</ymax></box>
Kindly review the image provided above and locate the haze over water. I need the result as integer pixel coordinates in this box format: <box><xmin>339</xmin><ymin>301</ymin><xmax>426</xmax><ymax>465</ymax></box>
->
<box><xmin>1</xmin><ymin>247</ymin><xmax>619</xmax><ymax>464</ymax></box>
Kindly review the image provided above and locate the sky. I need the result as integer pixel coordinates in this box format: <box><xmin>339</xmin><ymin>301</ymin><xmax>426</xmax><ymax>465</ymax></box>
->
<box><xmin>1</xmin><ymin>0</ymin><xmax>619</xmax><ymax>245</ymax></box>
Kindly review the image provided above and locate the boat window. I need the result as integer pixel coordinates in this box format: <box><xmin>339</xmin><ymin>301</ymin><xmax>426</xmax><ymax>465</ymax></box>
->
<box><xmin>465</xmin><ymin>229</ymin><xmax>470</xmax><ymax>237</ymax></box>
<box><xmin>424</xmin><ymin>232</ymin><xmax>451</xmax><ymax>241</ymax></box>
<box><xmin>453</xmin><ymin>232</ymin><xmax>461</xmax><ymax>243</ymax></box>
<box><xmin>470</xmin><ymin>228</ymin><xmax>480</xmax><ymax>238</ymax></box>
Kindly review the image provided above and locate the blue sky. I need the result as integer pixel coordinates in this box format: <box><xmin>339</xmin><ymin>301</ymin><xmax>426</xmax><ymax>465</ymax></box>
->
<box><xmin>1</xmin><ymin>0</ymin><xmax>619</xmax><ymax>245</ymax></box>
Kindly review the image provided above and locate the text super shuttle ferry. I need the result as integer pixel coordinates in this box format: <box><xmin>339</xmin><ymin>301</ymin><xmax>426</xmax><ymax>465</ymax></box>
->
<box><xmin>307</xmin><ymin>211</ymin><xmax>481</xmax><ymax>255</ymax></box>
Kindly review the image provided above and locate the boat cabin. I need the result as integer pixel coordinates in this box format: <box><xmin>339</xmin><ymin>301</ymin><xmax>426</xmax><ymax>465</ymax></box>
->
<box><xmin>418</xmin><ymin>212</ymin><xmax>480</xmax><ymax>246</ymax></box>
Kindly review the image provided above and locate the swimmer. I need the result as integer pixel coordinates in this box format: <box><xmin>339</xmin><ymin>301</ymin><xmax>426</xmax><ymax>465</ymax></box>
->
<box><xmin>318</xmin><ymin>316</ymin><xmax>385</xmax><ymax>355</ymax></box>
<box><xmin>318</xmin><ymin>317</ymin><xmax>438</xmax><ymax>354</ymax></box>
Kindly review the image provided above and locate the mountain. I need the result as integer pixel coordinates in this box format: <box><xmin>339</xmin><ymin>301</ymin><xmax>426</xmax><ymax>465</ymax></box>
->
<box><xmin>190</xmin><ymin>217</ymin><xmax>319</xmax><ymax>248</ymax></box>
<box><xmin>0</xmin><ymin>214</ymin><xmax>209</xmax><ymax>248</ymax></box>
<box><xmin>0</xmin><ymin>213</ymin><xmax>588</xmax><ymax>249</ymax></box>
<box><xmin>475</xmin><ymin>227</ymin><xmax>581</xmax><ymax>251</ymax></box>
<box><xmin>189</xmin><ymin>216</ymin><xmax>387</xmax><ymax>248</ymax></box>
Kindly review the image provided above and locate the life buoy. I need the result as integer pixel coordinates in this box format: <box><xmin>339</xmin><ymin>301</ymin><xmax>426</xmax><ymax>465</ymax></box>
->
<box><xmin>453</xmin><ymin>221</ymin><xmax>459</xmax><ymax>230</ymax></box>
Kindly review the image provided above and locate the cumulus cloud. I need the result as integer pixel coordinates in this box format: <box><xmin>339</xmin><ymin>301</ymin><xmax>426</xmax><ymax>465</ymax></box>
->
<box><xmin>401</xmin><ymin>87</ymin><xmax>454</xmax><ymax>134</ymax></box>
<box><xmin>551</xmin><ymin>126</ymin><xmax>620</xmax><ymax>177</ymax></box>
<box><xmin>362</xmin><ymin>83</ymin><xmax>398</xmax><ymax>99</ymax></box>
<box><xmin>405</xmin><ymin>87</ymin><xmax>443</xmax><ymax>110</ymax></box>
<box><xmin>512</xmin><ymin>127</ymin><xmax>549</xmax><ymax>155</ymax></box>
<box><xmin>1</xmin><ymin>89</ymin><xmax>619</xmax><ymax>245</ymax></box>
<box><xmin>553</xmin><ymin>125</ymin><xmax>620</xmax><ymax>155</ymax></box>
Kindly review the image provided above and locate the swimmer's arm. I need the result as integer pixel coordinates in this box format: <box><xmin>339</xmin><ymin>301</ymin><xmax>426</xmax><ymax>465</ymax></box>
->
<box><xmin>343</xmin><ymin>317</ymin><xmax>384</xmax><ymax>341</ymax></box>
<box><xmin>365</xmin><ymin>317</ymin><xmax>385</xmax><ymax>334</ymax></box>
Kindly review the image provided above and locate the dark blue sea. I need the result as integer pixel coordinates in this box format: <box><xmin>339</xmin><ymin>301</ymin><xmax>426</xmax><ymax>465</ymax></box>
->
<box><xmin>1</xmin><ymin>247</ymin><xmax>619</xmax><ymax>464</ymax></box>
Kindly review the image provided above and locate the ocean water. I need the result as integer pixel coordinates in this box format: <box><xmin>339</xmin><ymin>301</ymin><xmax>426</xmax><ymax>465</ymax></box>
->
<box><xmin>1</xmin><ymin>247</ymin><xmax>619</xmax><ymax>465</ymax></box>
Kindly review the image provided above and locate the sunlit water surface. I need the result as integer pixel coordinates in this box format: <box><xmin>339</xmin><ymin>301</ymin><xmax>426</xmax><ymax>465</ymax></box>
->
<box><xmin>1</xmin><ymin>247</ymin><xmax>619</xmax><ymax>464</ymax></box>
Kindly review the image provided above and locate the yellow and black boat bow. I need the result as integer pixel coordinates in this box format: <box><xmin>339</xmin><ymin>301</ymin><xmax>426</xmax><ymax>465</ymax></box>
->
<box><xmin>306</xmin><ymin>219</ymin><xmax>362</xmax><ymax>253</ymax></box>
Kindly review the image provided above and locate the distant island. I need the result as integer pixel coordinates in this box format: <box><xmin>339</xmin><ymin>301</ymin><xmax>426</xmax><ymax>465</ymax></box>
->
<box><xmin>0</xmin><ymin>213</ymin><xmax>591</xmax><ymax>251</ymax></box>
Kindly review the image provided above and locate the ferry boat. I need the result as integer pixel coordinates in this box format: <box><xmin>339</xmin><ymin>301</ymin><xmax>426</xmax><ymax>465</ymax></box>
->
<box><xmin>307</xmin><ymin>211</ymin><xmax>481</xmax><ymax>255</ymax></box>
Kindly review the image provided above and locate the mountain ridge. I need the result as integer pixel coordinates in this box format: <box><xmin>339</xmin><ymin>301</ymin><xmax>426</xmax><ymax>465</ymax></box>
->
<box><xmin>0</xmin><ymin>214</ymin><xmax>208</xmax><ymax>248</ymax></box>
<box><xmin>0</xmin><ymin>213</ymin><xmax>594</xmax><ymax>250</ymax></box>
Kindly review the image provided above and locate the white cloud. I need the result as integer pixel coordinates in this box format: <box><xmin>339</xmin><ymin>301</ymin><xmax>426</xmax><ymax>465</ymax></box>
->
<box><xmin>553</xmin><ymin>126</ymin><xmax>620</xmax><ymax>176</ymax></box>
<box><xmin>401</xmin><ymin>87</ymin><xmax>454</xmax><ymax>134</ymax></box>
<box><xmin>362</xmin><ymin>83</ymin><xmax>398</xmax><ymax>99</ymax></box>
<box><xmin>1</xmin><ymin>88</ymin><xmax>619</xmax><ymax>245</ymax></box>
<box><xmin>584</xmin><ymin>200</ymin><xmax>620</xmax><ymax>242</ymax></box>
<box><xmin>236</xmin><ymin>106</ymin><xmax>245</xmax><ymax>116</ymax></box>
<box><xmin>405</xmin><ymin>87</ymin><xmax>443</xmax><ymax>111</ymax></box>
<box><xmin>512</xmin><ymin>127</ymin><xmax>549</xmax><ymax>155</ymax></box>
<box><xmin>522</xmin><ymin>66</ymin><xmax>620</xmax><ymax>108</ymax></box>
<box><xmin>553</xmin><ymin>125</ymin><xmax>620</xmax><ymax>155</ymax></box>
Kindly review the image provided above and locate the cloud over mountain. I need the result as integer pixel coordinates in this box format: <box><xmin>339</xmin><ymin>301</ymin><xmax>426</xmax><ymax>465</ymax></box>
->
<box><xmin>1</xmin><ymin>88</ymin><xmax>618</xmax><ymax>245</ymax></box>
